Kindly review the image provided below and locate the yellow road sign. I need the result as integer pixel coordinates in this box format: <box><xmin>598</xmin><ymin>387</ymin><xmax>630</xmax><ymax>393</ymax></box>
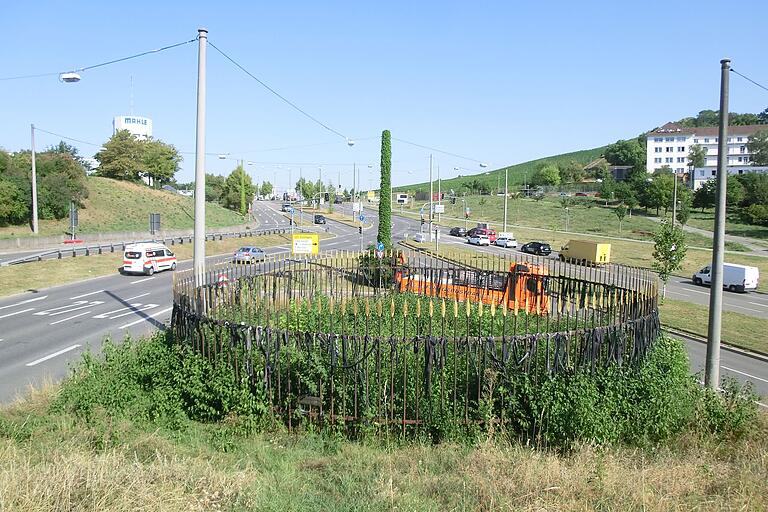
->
<box><xmin>292</xmin><ymin>233</ymin><xmax>319</xmax><ymax>255</ymax></box>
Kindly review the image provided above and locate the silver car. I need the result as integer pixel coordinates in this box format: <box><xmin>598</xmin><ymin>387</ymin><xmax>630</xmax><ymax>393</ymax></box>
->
<box><xmin>233</xmin><ymin>246</ymin><xmax>266</xmax><ymax>263</ymax></box>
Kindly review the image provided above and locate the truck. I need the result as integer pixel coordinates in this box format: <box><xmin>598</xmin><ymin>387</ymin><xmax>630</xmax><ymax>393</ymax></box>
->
<box><xmin>559</xmin><ymin>240</ymin><xmax>611</xmax><ymax>265</ymax></box>
<box><xmin>692</xmin><ymin>263</ymin><xmax>759</xmax><ymax>292</ymax></box>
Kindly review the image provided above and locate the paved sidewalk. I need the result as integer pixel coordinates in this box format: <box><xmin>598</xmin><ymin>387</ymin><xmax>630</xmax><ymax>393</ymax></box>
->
<box><xmin>644</xmin><ymin>215</ymin><xmax>768</xmax><ymax>256</ymax></box>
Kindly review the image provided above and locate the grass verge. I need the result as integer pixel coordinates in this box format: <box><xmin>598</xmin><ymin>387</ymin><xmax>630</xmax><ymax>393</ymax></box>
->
<box><xmin>0</xmin><ymin>232</ymin><xmax>332</xmax><ymax>298</ymax></box>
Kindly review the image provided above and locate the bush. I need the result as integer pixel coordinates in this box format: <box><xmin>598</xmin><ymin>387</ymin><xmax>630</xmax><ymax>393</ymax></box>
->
<box><xmin>739</xmin><ymin>203</ymin><xmax>768</xmax><ymax>227</ymax></box>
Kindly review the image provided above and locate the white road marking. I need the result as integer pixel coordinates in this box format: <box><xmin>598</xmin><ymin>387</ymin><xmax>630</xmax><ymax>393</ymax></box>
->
<box><xmin>108</xmin><ymin>304</ymin><xmax>158</xmax><ymax>320</ymax></box>
<box><xmin>69</xmin><ymin>290</ymin><xmax>104</xmax><ymax>300</ymax></box>
<box><xmin>0</xmin><ymin>295</ymin><xmax>48</xmax><ymax>311</ymax></box>
<box><xmin>25</xmin><ymin>344</ymin><xmax>82</xmax><ymax>367</ymax></box>
<box><xmin>728</xmin><ymin>305</ymin><xmax>765</xmax><ymax>314</ymax></box>
<box><xmin>118</xmin><ymin>306</ymin><xmax>174</xmax><ymax>329</ymax></box>
<box><xmin>34</xmin><ymin>300</ymin><xmax>88</xmax><ymax>316</ymax></box>
<box><xmin>125</xmin><ymin>292</ymin><xmax>151</xmax><ymax>301</ymax></box>
<box><xmin>49</xmin><ymin>310</ymin><xmax>92</xmax><ymax>325</ymax></box>
<box><xmin>92</xmin><ymin>303</ymin><xmax>142</xmax><ymax>319</ymax></box>
<box><xmin>721</xmin><ymin>365</ymin><xmax>768</xmax><ymax>384</ymax></box>
<box><xmin>47</xmin><ymin>301</ymin><xmax>104</xmax><ymax>317</ymax></box>
<box><xmin>0</xmin><ymin>308</ymin><xmax>35</xmax><ymax>319</ymax></box>
<box><xmin>748</xmin><ymin>301</ymin><xmax>768</xmax><ymax>308</ymax></box>
<box><xmin>130</xmin><ymin>277</ymin><xmax>155</xmax><ymax>284</ymax></box>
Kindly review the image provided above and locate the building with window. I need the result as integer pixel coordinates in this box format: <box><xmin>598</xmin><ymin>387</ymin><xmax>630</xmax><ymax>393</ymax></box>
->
<box><xmin>645</xmin><ymin>122</ymin><xmax>766</xmax><ymax>187</ymax></box>
<box><xmin>113</xmin><ymin>115</ymin><xmax>153</xmax><ymax>140</ymax></box>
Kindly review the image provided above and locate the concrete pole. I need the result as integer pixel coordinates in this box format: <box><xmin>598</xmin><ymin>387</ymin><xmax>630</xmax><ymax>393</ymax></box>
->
<box><xmin>672</xmin><ymin>172</ymin><xmax>678</xmax><ymax>227</ymax></box>
<box><xmin>429</xmin><ymin>154</ymin><xmax>433</xmax><ymax>238</ymax></box>
<box><xmin>705</xmin><ymin>58</ymin><xmax>730</xmax><ymax>389</ymax></box>
<box><xmin>30</xmin><ymin>124</ymin><xmax>39</xmax><ymax>234</ymax></box>
<box><xmin>352</xmin><ymin>163</ymin><xmax>356</xmax><ymax>221</ymax></box>
<box><xmin>503</xmin><ymin>167</ymin><xmax>508</xmax><ymax>232</ymax></box>
<box><xmin>437</xmin><ymin>164</ymin><xmax>441</xmax><ymax>223</ymax></box>
<box><xmin>193</xmin><ymin>28</ymin><xmax>208</xmax><ymax>288</ymax></box>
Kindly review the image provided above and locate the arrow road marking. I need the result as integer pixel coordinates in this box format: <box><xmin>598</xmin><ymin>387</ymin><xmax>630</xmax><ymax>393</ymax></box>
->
<box><xmin>108</xmin><ymin>304</ymin><xmax>159</xmax><ymax>320</ymax></box>
<box><xmin>50</xmin><ymin>310</ymin><xmax>92</xmax><ymax>325</ymax></box>
<box><xmin>47</xmin><ymin>301</ymin><xmax>104</xmax><ymax>317</ymax></box>
<box><xmin>92</xmin><ymin>303</ymin><xmax>142</xmax><ymax>319</ymax></box>
<box><xmin>33</xmin><ymin>300</ymin><xmax>88</xmax><ymax>315</ymax></box>
<box><xmin>25</xmin><ymin>345</ymin><xmax>82</xmax><ymax>367</ymax></box>
<box><xmin>118</xmin><ymin>306</ymin><xmax>174</xmax><ymax>329</ymax></box>
<box><xmin>0</xmin><ymin>295</ymin><xmax>48</xmax><ymax>311</ymax></box>
<box><xmin>0</xmin><ymin>308</ymin><xmax>35</xmax><ymax>320</ymax></box>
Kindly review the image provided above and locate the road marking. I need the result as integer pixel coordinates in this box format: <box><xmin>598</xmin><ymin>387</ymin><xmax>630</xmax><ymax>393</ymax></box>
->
<box><xmin>47</xmin><ymin>301</ymin><xmax>104</xmax><ymax>317</ymax></box>
<box><xmin>130</xmin><ymin>277</ymin><xmax>155</xmax><ymax>284</ymax></box>
<box><xmin>721</xmin><ymin>365</ymin><xmax>768</xmax><ymax>384</ymax></box>
<box><xmin>0</xmin><ymin>308</ymin><xmax>35</xmax><ymax>319</ymax></box>
<box><xmin>118</xmin><ymin>306</ymin><xmax>174</xmax><ymax>329</ymax></box>
<box><xmin>748</xmin><ymin>302</ymin><xmax>768</xmax><ymax>308</ymax></box>
<box><xmin>34</xmin><ymin>300</ymin><xmax>88</xmax><ymax>315</ymax></box>
<box><xmin>125</xmin><ymin>292</ymin><xmax>151</xmax><ymax>301</ymax></box>
<box><xmin>0</xmin><ymin>295</ymin><xmax>48</xmax><ymax>311</ymax></box>
<box><xmin>108</xmin><ymin>304</ymin><xmax>158</xmax><ymax>320</ymax></box>
<box><xmin>69</xmin><ymin>290</ymin><xmax>104</xmax><ymax>300</ymax></box>
<box><xmin>25</xmin><ymin>344</ymin><xmax>82</xmax><ymax>367</ymax></box>
<box><xmin>680</xmin><ymin>287</ymin><xmax>709</xmax><ymax>295</ymax></box>
<box><xmin>92</xmin><ymin>303</ymin><xmax>142</xmax><ymax>319</ymax></box>
<box><xmin>728</xmin><ymin>305</ymin><xmax>765</xmax><ymax>314</ymax></box>
<box><xmin>49</xmin><ymin>310</ymin><xmax>92</xmax><ymax>325</ymax></box>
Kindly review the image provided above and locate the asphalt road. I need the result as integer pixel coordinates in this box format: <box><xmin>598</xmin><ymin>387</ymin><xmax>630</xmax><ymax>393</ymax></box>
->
<box><xmin>0</xmin><ymin>200</ymin><xmax>765</xmax><ymax>405</ymax></box>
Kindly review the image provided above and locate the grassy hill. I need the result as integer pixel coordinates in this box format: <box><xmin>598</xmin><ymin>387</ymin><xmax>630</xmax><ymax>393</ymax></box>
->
<box><xmin>0</xmin><ymin>177</ymin><xmax>246</xmax><ymax>239</ymax></box>
<box><xmin>395</xmin><ymin>146</ymin><xmax>608</xmax><ymax>193</ymax></box>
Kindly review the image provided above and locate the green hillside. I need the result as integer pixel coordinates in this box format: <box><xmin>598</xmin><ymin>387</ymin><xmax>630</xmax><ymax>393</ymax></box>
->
<box><xmin>0</xmin><ymin>177</ymin><xmax>246</xmax><ymax>239</ymax></box>
<box><xmin>396</xmin><ymin>146</ymin><xmax>607</xmax><ymax>193</ymax></box>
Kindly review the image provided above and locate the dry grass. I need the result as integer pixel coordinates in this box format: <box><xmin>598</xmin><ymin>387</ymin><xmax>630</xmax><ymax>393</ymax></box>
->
<box><xmin>0</xmin><ymin>233</ymin><xmax>332</xmax><ymax>298</ymax></box>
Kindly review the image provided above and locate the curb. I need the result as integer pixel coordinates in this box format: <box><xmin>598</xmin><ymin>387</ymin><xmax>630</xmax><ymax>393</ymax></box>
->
<box><xmin>662</xmin><ymin>325</ymin><xmax>768</xmax><ymax>363</ymax></box>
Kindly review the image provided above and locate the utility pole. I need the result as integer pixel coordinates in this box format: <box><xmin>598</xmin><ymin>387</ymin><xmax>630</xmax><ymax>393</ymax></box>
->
<box><xmin>429</xmin><ymin>154</ymin><xmax>433</xmax><ymax>239</ymax></box>
<box><xmin>437</xmin><ymin>164</ymin><xmax>441</xmax><ymax>223</ymax></box>
<box><xmin>503</xmin><ymin>167</ymin><xmax>508</xmax><ymax>232</ymax></box>
<box><xmin>705</xmin><ymin>58</ymin><xmax>730</xmax><ymax>390</ymax></box>
<box><xmin>672</xmin><ymin>172</ymin><xmax>678</xmax><ymax>228</ymax></box>
<box><xmin>193</xmin><ymin>27</ymin><xmax>208</xmax><ymax>289</ymax></box>
<box><xmin>30</xmin><ymin>124</ymin><xmax>39</xmax><ymax>234</ymax></box>
<box><xmin>352</xmin><ymin>163</ymin><xmax>356</xmax><ymax>221</ymax></box>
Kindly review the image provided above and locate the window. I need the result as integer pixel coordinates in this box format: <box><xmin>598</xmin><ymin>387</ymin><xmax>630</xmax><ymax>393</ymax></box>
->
<box><xmin>737</xmin><ymin>137</ymin><xmax>743</xmax><ymax>142</ymax></box>
<box><xmin>654</xmin><ymin>137</ymin><xmax>663</xmax><ymax>142</ymax></box>
<box><xmin>745</xmin><ymin>156</ymin><xmax>750</xmax><ymax>163</ymax></box>
<box><xmin>655</xmin><ymin>147</ymin><xmax>662</xmax><ymax>153</ymax></box>
<box><xmin>677</xmin><ymin>136</ymin><xmax>686</xmax><ymax>142</ymax></box>
<box><xmin>677</xmin><ymin>168</ymin><xmax>684</xmax><ymax>172</ymax></box>
<box><xmin>125</xmin><ymin>251</ymin><xmax>141</xmax><ymax>259</ymax></box>
<box><xmin>715</xmin><ymin>138</ymin><xmax>718</xmax><ymax>143</ymax></box>
<box><xmin>666</xmin><ymin>147</ymin><xmax>673</xmax><ymax>152</ymax></box>
<box><xmin>665</xmin><ymin>157</ymin><xmax>673</xmax><ymax>163</ymax></box>
<box><xmin>654</xmin><ymin>157</ymin><xmax>662</xmax><ymax>163</ymax></box>
<box><xmin>711</xmin><ymin>170</ymin><xmax>716</xmax><ymax>176</ymax></box>
<box><xmin>739</xmin><ymin>169</ymin><xmax>744</xmax><ymax>174</ymax></box>
<box><xmin>678</xmin><ymin>146</ymin><xmax>685</xmax><ymax>152</ymax></box>
<box><xmin>677</xmin><ymin>157</ymin><xmax>685</xmax><ymax>163</ymax></box>
<box><xmin>738</xmin><ymin>157</ymin><xmax>743</xmax><ymax>162</ymax></box>
<box><xmin>704</xmin><ymin>138</ymin><xmax>710</xmax><ymax>143</ymax></box>
<box><xmin>727</xmin><ymin>137</ymin><xmax>732</xmax><ymax>143</ymax></box>
<box><xmin>665</xmin><ymin>137</ymin><xmax>674</xmax><ymax>142</ymax></box>
<box><xmin>740</xmin><ymin>146</ymin><xmax>746</xmax><ymax>154</ymax></box>
<box><xmin>693</xmin><ymin>138</ymin><xmax>699</xmax><ymax>143</ymax></box>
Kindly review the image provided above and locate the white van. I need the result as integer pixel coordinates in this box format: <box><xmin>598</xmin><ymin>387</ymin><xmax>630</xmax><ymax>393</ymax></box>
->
<box><xmin>122</xmin><ymin>243</ymin><xmax>177</xmax><ymax>276</ymax></box>
<box><xmin>692</xmin><ymin>263</ymin><xmax>759</xmax><ymax>293</ymax></box>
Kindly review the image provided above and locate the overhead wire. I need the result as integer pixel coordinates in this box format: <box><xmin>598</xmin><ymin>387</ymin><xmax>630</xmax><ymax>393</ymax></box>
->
<box><xmin>207</xmin><ymin>41</ymin><xmax>351</xmax><ymax>142</ymax></box>
<box><xmin>33</xmin><ymin>127</ymin><xmax>102</xmax><ymax>148</ymax></box>
<box><xmin>0</xmin><ymin>38</ymin><xmax>198</xmax><ymax>81</ymax></box>
<box><xmin>391</xmin><ymin>137</ymin><xmax>485</xmax><ymax>164</ymax></box>
<box><xmin>730</xmin><ymin>68</ymin><xmax>768</xmax><ymax>94</ymax></box>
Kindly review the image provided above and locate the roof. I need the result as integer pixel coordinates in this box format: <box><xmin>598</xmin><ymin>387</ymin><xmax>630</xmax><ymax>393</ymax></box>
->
<box><xmin>649</xmin><ymin>122</ymin><xmax>767</xmax><ymax>137</ymax></box>
<box><xmin>125</xmin><ymin>242</ymin><xmax>168</xmax><ymax>250</ymax></box>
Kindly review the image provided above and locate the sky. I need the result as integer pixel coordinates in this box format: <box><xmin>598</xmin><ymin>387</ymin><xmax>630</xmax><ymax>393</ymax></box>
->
<box><xmin>1</xmin><ymin>1</ymin><xmax>767</xmax><ymax>193</ymax></box>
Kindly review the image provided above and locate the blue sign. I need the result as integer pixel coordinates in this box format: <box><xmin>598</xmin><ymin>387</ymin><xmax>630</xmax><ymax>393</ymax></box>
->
<box><xmin>359</xmin><ymin>214</ymin><xmax>365</xmax><ymax>222</ymax></box>
<box><xmin>376</xmin><ymin>241</ymin><xmax>385</xmax><ymax>251</ymax></box>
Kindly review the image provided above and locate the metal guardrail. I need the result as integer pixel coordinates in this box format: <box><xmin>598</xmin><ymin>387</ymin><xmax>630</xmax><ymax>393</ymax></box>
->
<box><xmin>0</xmin><ymin>227</ymin><xmax>300</xmax><ymax>267</ymax></box>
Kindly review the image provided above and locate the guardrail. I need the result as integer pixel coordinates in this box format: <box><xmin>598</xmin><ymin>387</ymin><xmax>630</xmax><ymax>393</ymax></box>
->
<box><xmin>0</xmin><ymin>227</ymin><xmax>301</xmax><ymax>267</ymax></box>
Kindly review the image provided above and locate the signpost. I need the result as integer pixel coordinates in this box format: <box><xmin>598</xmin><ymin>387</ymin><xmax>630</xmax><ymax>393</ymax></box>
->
<box><xmin>69</xmin><ymin>201</ymin><xmax>78</xmax><ymax>240</ymax></box>
<box><xmin>149</xmin><ymin>213</ymin><xmax>161</xmax><ymax>235</ymax></box>
<box><xmin>375</xmin><ymin>241</ymin><xmax>385</xmax><ymax>259</ymax></box>
<box><xmin>291</xmin><ymin>233</ymin><xmax>319</xmax><ymax>255</ymax></box>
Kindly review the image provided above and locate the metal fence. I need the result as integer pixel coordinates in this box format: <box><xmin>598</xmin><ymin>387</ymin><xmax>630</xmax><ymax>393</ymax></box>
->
<box><xmin>171</xmin><ymin>249</ymin><xmax>659</xmax><ymax>434</ymax></box>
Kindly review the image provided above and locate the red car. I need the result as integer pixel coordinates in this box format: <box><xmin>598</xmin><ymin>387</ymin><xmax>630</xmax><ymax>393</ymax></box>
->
<box><xmin>477</xmin><ymin>228</ymin><xmax>497</xmax><ymax>242</ymax></box>
<box><xmin>575</xmin><ymin>192</ymin><xmax>588</xmax><ymax>197</ymax></box>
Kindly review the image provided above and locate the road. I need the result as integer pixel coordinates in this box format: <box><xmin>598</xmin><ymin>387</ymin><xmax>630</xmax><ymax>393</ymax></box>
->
<box><xmin>0</xmin><ymin>200</ymin><xmax>765</xmax><ymax>404</ymax></box>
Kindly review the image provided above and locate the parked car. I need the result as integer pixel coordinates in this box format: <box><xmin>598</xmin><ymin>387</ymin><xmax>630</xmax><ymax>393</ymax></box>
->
<box><xmin>495</xmin><ymin>236</ymin><xmax>517</xmax><ymax>248</ymax></box>
<box><xmin>413</xmin><ymin>232</ymin><xmax>428</xmax><ymax>243</ymax></box>
<box><xmin>467</xmin><ymin>227</ymin><xmax>496</xmax><ymax>243</ymax></box>
<box><xmin>233</xmin><ymin>246</ymin><xmax>266</xmax><ymax>264</ymax></box>
<box><xmin>468</xmin><ymin>234</ymin><xmax>491</xmax><ymax>246</ymax></box>
<box><xmin>449</xmin><ymin>227</ymin><xmax>467</xmax><ymax>237</ymax></box>
<box><xmin>692</xmin><ymin>263</ymin><xmax>759</xmax><ymax>292</ymax></box>
<box><xmin>575</xmin><ymin>192</ymin><xmax>588</xmax><ymax>197</ymax></box>
<box><xmin>122</xmin><ymin>243</ymin><xmax>176</xmax><ymax>275</ymax></box>
<box><xmin>281</xmin><ymin>203</ymin><xmax>292</xmax><ymax>212</ymax></box>
<box><xmin>314</xmin><ymin>214</ymin><xmax>326</xmax><ymax>224</ymax></box>
<box><xmin>519</xmin><ymin>241</ymin><xmax>552</xmax><ymax>256</ymax></box>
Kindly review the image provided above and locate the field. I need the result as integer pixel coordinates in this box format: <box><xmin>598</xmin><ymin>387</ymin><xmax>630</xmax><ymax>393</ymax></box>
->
<box><xmin>686</xmin><ymin>208</ymin><xmax>768</xmax><ymax>246</ymax></box>
<box><xmin>0</xmin><ymin>177</ymin><xmax>246</xmax><ymax>239</ymax></box>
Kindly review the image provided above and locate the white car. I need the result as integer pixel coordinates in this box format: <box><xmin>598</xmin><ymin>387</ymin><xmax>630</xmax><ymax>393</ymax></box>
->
<box><xmin>413</xmin><ymin>233</ymin><xmax>428</xmax><ymax>243</ymax></box>
<box><xmin>495</xmin><ymin>236</ymin><xmax>518</xmax><ymax>248</ymax></box>
<box><xmin>468</xmin><ymin>234</ymin><xmax>491</xmax><ymax>246</ymax></box>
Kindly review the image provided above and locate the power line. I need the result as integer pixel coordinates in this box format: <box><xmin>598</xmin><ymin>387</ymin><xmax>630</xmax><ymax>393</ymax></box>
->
<box><xmin>391</xmin><ymin>137</ymin><xmax>485</xmax><ymax>164</ymax></box>
<box><xmin>0</xmin><ymin>38</ymin><xmax>197</xmax><ymax>81</ymax></box>
<box><xmin>33</xmin><ymin>127</ymin><xmax>102</xmax><ymax>148</ymax></box>
<box><xmin>208</xmin><ymin>41</ymin><xmax>351</xmax><ymax>142</ymax></box>
<box><xmin>730</xmin><ymin>68</ymin><xmax>768</xmax><ymax>93</ymax></box>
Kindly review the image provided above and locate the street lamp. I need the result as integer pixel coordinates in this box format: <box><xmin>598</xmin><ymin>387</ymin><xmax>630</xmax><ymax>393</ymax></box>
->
<box><xmin>59</xmin><ymin>72</ymin><xmax>81</xmax><ymax>83</ymax></box>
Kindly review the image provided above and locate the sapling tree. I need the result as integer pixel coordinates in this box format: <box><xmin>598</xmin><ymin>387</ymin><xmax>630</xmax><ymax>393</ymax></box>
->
<box><xmin>615</xmin><ymin>204</ymin><xmax>627</xmax><ymax>234</ymax></box>
<box><xmin>652</xmin><ymin>220</ymin><xmax>687</xmax><ymax>300</ymax></box>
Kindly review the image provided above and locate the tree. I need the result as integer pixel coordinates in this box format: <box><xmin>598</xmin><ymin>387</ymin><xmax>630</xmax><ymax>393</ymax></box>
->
<box><xmin>693</xmin><ymin>180</ymin><xmax>715</xmax><ymax>212</ymax></box>
<box><xmin>559</xmin><ymin>160</ymin><xmax>585</xmax><ymax>183</ymax></box>
<box><xmin>95</xmin><ymin>130</ymin><xmax>145</xmax><ymax>181</ymax></box>
<box><xmin>599</xmin><ymin>176</ymin><xmax>616</xmax><ymax>205</ymax></box>
<box><xmin>294</xmin><ymin>177</ymin><xmax>315</xmax><ymax>200</ymax></box>
<box><xmin>615</xmin><ymin>204</ymin><xmax>627</xmax><ymax>233</ymax></box>
<box><xmin>221</xmin><ymin>165</ymin><xmax>255</xmax><ymax>214</ymax></box>
<box><xmin>735</xmin><ymin>172</ymin><xmax>768</xmax><ymax>206</ymax></box>
<box><xmin>643</xmin><ymin>168</ymin><xmax>674</xmax><ymax>215</ymax></box>
<box><xmin>687</xmin><ymin>144</ymin><xmax>706</xmax><ymax>169</ymax></box>
<box><xmin>205</xmin><ymin>173</ymin><xmax>226</xmax><ymax>203</ymax></box>
<box><xmin>747</xmin><ymin>130</ymin><xmax>768</xmax><ymax>166</ymax></box>
<box><xmin>758</xmin><ymin>107</ymin><xmax>768</xmax><ymax>125</ymax></box>
<box><xmin>378</xmin><ymin>129</ymin><xmax>392</xmax><ymax>249</ymax></box>
<box><xmin>604</xmin><ymin>139</ymin><xmax>645</xmax><ymax>168</ymax></box>
<box><xmin>534</xmin><ymin>164</ymin><xmax>561</xmax><ymax>186</ymax></box>
<box><xmin>652</xmin><ymin>221</ymin><xmax>687</xmax><ymax>301</ymax></box>
<box><xmin>260</xmin><ymin>181</ymin><xmax>273</xmax><ymax>198</ymax></box>
<box><xmin>142</xmin><ymin>139</ymin><xmax>181</xmax><ymax>187</ymax></box>
<box><xmin>726</xmin><ymin>178</ymin><xmax>745</xmax><ymax>208</ymax></box>
<box><xmin>676</xmin><ymin>201</ymin><xmax>690</xmax><ymax>226</ymax></box>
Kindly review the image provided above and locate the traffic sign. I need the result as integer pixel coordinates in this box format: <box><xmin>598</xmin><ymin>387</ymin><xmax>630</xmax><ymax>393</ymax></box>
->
<box><xmin>359</xmin><ymin>214</ymin><xmax>365</xmax><ymax>222</ymax></box>
<box><xmin>376</xmin><ymin>241</ymin><xmax>385</xmax><ymax>252</ymax></box>
<box><xmin>291</xmin><ymin>233</ymin><xmax>319</xmax><ymax>255</ymax></box>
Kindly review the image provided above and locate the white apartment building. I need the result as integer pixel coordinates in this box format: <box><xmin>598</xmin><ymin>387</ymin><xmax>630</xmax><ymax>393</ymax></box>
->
<box><xmin>645</xmin><ymin>122</ymin><xmax>765</xmax><ymax>187</ymax></box>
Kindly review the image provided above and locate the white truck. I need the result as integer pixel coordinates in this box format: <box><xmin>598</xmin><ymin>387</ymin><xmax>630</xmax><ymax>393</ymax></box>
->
<box><xmin>692</xmin><ymin>263</ymin><xmax>759</xmax><ymax>293</ymax></box>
